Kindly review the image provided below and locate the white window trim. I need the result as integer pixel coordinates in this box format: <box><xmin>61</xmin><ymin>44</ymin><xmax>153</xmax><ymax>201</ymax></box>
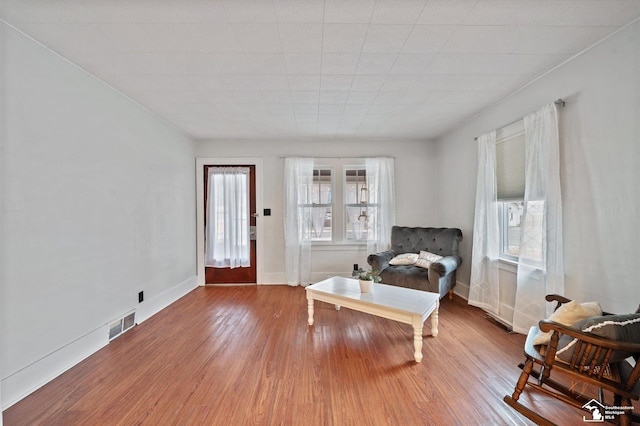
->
<box><xmin>309</xmin><ymin>158</ymin><xmax>370</xmax><ymax>246</ymax></box>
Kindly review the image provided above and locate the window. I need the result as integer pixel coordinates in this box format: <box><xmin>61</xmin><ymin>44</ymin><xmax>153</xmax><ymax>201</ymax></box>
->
<box><xmin>344</xmin><ymin>168</ymin><xmax>376</xmax><ymax>241</ymax></box>
<box><xmin>298</xmin><ymin>158</ymin><xmax>394</xmax><ymax>246</ymax></box>
<box><xmin>306</xmin><ymin>168</ymin><xmax>332</xmax><ymax>241</ymax></box>
<box><xmin>499</xmin><ymin>200</ymin><xmax>523</xmax><ymax>261</ymax></box>
<box><xmin>496</xmin><ymin>122</ymin><xmax>525</xmax><ymax>261</ymax></box>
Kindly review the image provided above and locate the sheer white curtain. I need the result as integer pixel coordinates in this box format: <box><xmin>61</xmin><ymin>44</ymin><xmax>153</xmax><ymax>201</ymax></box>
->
<box><xmin>365</xmin><ymin>157</ymin><xmax>395</xmax><ymax>255</ymax></box>
<box><xmin>205</xmin><ymin>167</ymin><xmax>250</xmax><ymax>268</ymax></box>
<box><xmin>468</xmin><ymin>131</ymin><xmax>501</xmax><ymax>314</ymax></box>
<box><xmin>512</xmin><ymin>103</ymin><xmax>564</xmax><ymax>333</ymax></box>
<box><xmin>284</xmin><ymin>157</ymin><xmax>313</xmax><ymax>286</ymax></box>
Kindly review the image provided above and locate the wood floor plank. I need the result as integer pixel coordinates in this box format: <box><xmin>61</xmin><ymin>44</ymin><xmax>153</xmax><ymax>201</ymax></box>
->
<box><xmin>3</xmin><ymin>285</ymin><xmax>617</xmax><ymax>425</ymax></box>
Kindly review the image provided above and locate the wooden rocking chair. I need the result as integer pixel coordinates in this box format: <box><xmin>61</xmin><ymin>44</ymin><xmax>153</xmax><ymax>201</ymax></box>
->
<box><xmin>504</xmin><ymin>294</ymin><xmax>640</xmax><ymax>425</ymax></box>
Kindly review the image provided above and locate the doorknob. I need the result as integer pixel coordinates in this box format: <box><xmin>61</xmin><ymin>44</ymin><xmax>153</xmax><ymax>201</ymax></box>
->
<box><xmin>252</xmin><ymin>212</ymin><xmax>259</xmax><ymax>217</ymax></box>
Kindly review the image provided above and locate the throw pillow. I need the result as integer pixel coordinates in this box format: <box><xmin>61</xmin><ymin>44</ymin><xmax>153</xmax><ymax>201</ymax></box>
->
<box><xmin>415</xmin><ymin>251</ymin><xmax>443</xmax><ymax>269</ymax></box>
<box><xmin>556</xmin><ymin>314</ymin><xmax>640</xmax><ymax>363</ymax></box>
<box><xmin>533</xmin><ymin>300</ymin><xmax>602</xmax><ymax>345</ymax></box>
<box><xmin>389</xmin><ymin>253</ymin><xmax>419</xmax><ymax>265</ymax></box>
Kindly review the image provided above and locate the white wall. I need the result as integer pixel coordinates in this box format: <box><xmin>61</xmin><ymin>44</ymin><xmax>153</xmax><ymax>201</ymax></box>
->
<box><xmin>437</xmin><ymin>19</ymin><xmax>640</xmax><ymax>319</ymax></box>
<box><xmin>195</xmin><ymin>139</ymin><xmax>439</xmax><ymax>283</ymax></box>
<box><xmin>1</xmin><ymin>24</ymin><xmax>197</xmax><ymax>409</ymax></box>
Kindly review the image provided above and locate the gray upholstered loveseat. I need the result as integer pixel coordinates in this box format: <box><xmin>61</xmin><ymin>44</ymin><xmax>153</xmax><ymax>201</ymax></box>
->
<box><xmin>367</xmin><ymin>226</ymin><xmax>463</xmax><ymax>299</ymax></box>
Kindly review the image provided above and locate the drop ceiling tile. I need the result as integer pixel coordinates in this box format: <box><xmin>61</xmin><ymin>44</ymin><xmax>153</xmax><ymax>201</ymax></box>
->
<box><xmin>3</xmin><ymin>0</ymin><xmax>639</xmax><ymax>141</ymax></box>
<box><xmin>244</xmin><ymin>53</ymin><xmax>288</xmax><ymax>74</ymax></box>
<box><xmin>464</xmin><ymin>1</ymin><xmax>640</xmax><ymax>27</ymax></box>
<box><xmin>261</xmin><ymin>91</ymin><xmax>293</xmax><ymax>103</ymax></box>
<box><xmin>322</xmin><ymin>53</ymin><xmax>361</xmax><ymax>74</ymax></box>
<box><xmin>188</xmin><ymin>24</ymin><xmax>242</xmax><ymax>52</ymax></box>
<box><xmin>137</xmin><ymin>23</ymin><xmax>195</xmax><ymax>53</ymax></box>
<box><xmin>232</xmin><ymin>23</ymin><xmax>282</xmax><ymax>53</ymax></box>
<box><xmin>171</xmin><ymin>1</ymin><xmax>230</xmax><ymax>23</ymax></box>
<box><xmin>355</xmin><ymin>53</ymin><xmax>397</xmax><ymax>75</ymax></box>
<box><xmin>442</xmin><ymin>26</ymin><xmax>616</xmax><ymax>54</ymax></box>
<box><xmin>416</xmin><ymin>0</ymin><xmax>477</xmax><ymax>24</ymax></box>
<box><xmin>426</xmin><ymin>53</ymin><xmax>566</xmax><ymax>75</ymax></box>
<box><xmin>380</xmin><ymin>75</ymin><xmax>418</xmax><ymax>91</ymax></box>
<box><xmin>118</xmin><ymin>1</ymin><xmax>182</xmax><ymax>23</ymax></box>
<box><xmin>322</xmin><ymin>24</ymin><xmax>368</xmax><ymax>53</ymax></box>
<box><xmin>222</xmin><ymin>0</ymin><xmax>277</xmax><ymax>23</ymax></box>
<box><xmin>389</xmin><ymin>53</ymin><xmax>436</xmax><ymax>74</ymax></box>
<box><xmin>324</xmin><ymin>0</ymin><xmax>376</xmax><ymax>23</ymax></box>
<box><xmin>370</xmin><ymin>0</ymin><xmax>426</xmax><ymax>24</ymax></box>
<box><xmin>158</xmin><ymin>90</ymin><xmax>209</xmax><ymax>104</ymax></box>
<box><xmin>291</xmin><ymin>91</ymin><xmax>320</xmax><ymax>104</ymax></box>
<box><xmin>188</xmin><ymin>74</ymin><xmax>230</xmax><ymax>91</ymax></box>
<box><xmin>362</xmin><ymin>25</ymin><xmax>413</xmax><ymax>53</ymax></box>
<box><xmin>402</xmin><ymin>25</ymin><xmax>457</xmax><ymax>53</ymax></box>
<box><xmin>343</xmin><ymin>103</ymin><xmax>372</xmax><ymax>114</ymax></box>
<box><xmin>222</xmin><ymin>75</ymin><xmax>260</xmax><ymax>91</ymax></box>
<box><xmin>319</xmin><ymin>91</ymin><xmax>349</xmax><ymax>104</ymax></box>
<box><xmin>346</xmin><ymin>91</ymin><xmax>378</xmax><ymax>104</ymax></box>
<box><xmin>274</xmin><ymin>0</ymin><xmax>325</xmax><ymax>23</ymax></box>
<box><xmin>350</xmin><ymin>75</ymin><xmax>387</xmax><ymax>91</ymax></box>
<box><xmin>187</xmin><ymin>53</ymin><xmax>252</xmax><ymax>74</ymax></box>
<box><xmin>295</xmin><ymin>112</ymin><xmax>319</xmax><ymax>122</ymax></box>
<box><xmin>255</xmin><ymin>75</ymin><xmax>290</xmax><ymax>91</ymax></box>
<box><xmin>414</xmin><ymin>74</ymin><xmax>531</xmax><ymax>91</ymax></box>
<box><xmin>319</xmin><ymin>104</ymin><xmax>345</xmax><ymax>114</ymax></box>
<box><xmin>287</xmin><ymin>75</ymin><xmax>322</xmax><ymax>91</ymax></box>
<box><xmin>113</xmin><ymin>74</ymin><xmax>195</xmax><ymax>91</ymax></box>
<box><xmin>321</xmin><ymin>75</ymin><xmax>354</xmax><ymax>91</ymax></box>
<box><xmin>279</xmin><ymin>23</ymin><xmax>323</xmax><ymax>53</ymax></box>
<box><xmin>202</xmin><ymin>91</ymin><xmax>238</xmax><ymax>104</ymax></box>
<box><xmin>232</xmin><ymin>90</ymin><xmax>264</xmax><ymax>103</ymax></box>
<box><xmin>284</xmin><ymin>53</ymin><xmax>322</xmax><ymax>74</ymax></box>
<box><xmin>29</xmin><ymin>22</ymin><xmax>147</xmax><ymax>53</ymax></box>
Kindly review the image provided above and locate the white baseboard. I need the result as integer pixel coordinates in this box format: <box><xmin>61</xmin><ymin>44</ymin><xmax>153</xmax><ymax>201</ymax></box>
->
<box><xmin>1</xmin><ymin>275</ymin><xmax>198</xmax><ymax>411</ymax></box>
<box><xmin>259</xmin><ymin>271</ymin><xmax>352</xmax><ymax>285</ymax></box>
<box><xmin>137</xmin><ymin>276</ymin><xmax>198</xmax><ymax>323</ymax></box>
<box><xmin>453</xmin><ymin>280</ymin><xmax>515</xmax><ymax>328</ymax></box>
<box><xmin>2</xmin><ymin>325</ymin><xmax>108</xmax><ymax>411</ymax></box>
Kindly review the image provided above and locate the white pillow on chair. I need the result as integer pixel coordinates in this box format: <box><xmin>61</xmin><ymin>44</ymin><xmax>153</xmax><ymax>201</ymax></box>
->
<box><xmin>414</xmin><ymin>251</ymin><xmax>443</xmax><ymax>269</ymax></box>
<box><xmin>533</xmin><ymin>300</ymin><xmax>603</xmax><ymax>345</ymax></box>
<box><xmin>389</xmin><ymin>253</ymin><xmax>419</xmax><ymax>265</ymax></box>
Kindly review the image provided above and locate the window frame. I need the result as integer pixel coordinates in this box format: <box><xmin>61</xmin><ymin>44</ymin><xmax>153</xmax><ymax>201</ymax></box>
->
<box><xmin>498</xmin><ymin>200</ymin><xmax>522</xmax><ymax>263</ymax></box>
<box><xmin>343</xmin><ymin>165</ymin><xmax>375</xmax><ymax>243</ymax></box>
<box><xmin>496</xmin><ymin>121</ymin><xmax>525</xmax><ymax>263</ymax></box>
<box><xmin>305</xmin><ymin>166</ymin><xmax>334</xmax><ymax>243</ymax></box>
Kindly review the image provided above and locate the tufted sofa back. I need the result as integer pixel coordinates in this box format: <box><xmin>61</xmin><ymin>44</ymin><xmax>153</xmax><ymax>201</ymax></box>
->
<box><xmin>390</xmin><ymin>226</ymin><xmax>462</xmax><ymax>257</ymax></box>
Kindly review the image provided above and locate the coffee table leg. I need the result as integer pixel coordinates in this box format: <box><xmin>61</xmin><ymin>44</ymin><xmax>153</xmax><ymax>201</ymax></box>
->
<box><xmin>430</xmin><ymin>300</ymin><xmax>439</xmax><ymax>337</ymax></box>
<box><xmin>412</xmin><ymin>316</ymin><xmax>423</xmax><ymax>363</ymax></box>
<box><xmin>307</xmin><ymin>296</ymin><xmax>314</xmax><ymax>326</ymax></box>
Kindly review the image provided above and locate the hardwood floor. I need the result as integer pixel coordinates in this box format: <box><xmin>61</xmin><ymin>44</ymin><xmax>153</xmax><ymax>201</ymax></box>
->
<box><xmin>3</xmin><ymin>285</ymin><xmax>593</xmax><ymax>425</ymax></box>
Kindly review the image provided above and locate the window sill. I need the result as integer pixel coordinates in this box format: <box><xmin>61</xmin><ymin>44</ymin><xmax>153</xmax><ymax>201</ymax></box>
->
<box><xmin>311</xmin><ymin>242</ymin><xmax>367</xmax><ymax>251</ymax></box>
<box><xmin>498</xmin><ymin>258</ymin><xmax>518</xmax><ymax>273</ymax></box>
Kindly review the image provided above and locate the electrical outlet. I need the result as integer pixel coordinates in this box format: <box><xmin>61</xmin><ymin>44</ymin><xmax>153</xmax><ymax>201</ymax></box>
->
<box><xmin>138</xmin><ymin>291</ymin><xmax>144</xmax><ymax>303</ymax></box>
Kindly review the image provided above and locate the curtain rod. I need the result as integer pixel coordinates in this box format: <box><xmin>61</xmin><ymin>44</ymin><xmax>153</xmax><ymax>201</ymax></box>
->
<box><xmin>474</xmin><ymin>98</ymin><xmax>565</xmax><ymax>141</ymax></box>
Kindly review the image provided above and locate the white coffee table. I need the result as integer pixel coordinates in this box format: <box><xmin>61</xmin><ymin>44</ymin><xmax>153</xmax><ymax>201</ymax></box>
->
<box><xmin>305</xmin><ymin>276</ymin><xmax>439</xmax><ymax>363</ymax></box>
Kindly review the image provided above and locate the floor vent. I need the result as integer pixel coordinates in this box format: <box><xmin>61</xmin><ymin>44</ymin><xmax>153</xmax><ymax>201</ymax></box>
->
<box><xmin>109</xmin><ymin>311</ymin><xmax>136</xmax><ymax>341</ymax></box>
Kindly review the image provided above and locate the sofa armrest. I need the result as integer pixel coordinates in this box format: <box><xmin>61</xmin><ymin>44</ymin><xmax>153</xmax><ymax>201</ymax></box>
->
<box><xmin>429</xmin><ymin>255</ymin><xmax>462</xmax><ymax>277</ymax></box>
<box><xmin>367</xmin><ymin>250</ymin><xmax>396</xmax><ymax>273</ymax></box>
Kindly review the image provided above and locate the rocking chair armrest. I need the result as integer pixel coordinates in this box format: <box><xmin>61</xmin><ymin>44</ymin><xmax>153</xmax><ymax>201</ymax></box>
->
<box><xmin>545</xmin><ymin>294</ymin><xmax>572</xmax><ymax>307</ymax></box>
<box><xmin>539</xmin><ymin>320</ymin><xmax>640</xmax><ymax>353</ymax></box>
